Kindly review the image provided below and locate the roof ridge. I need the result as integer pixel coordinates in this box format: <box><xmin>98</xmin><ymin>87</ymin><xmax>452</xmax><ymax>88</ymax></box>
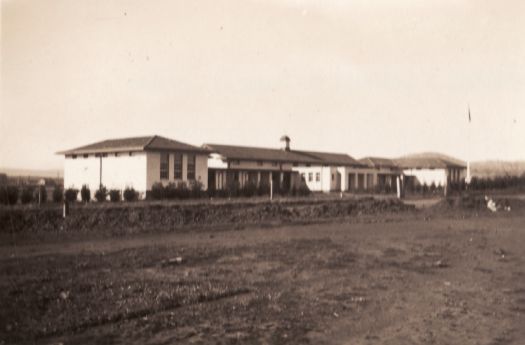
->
<box><xmin>143</xmin><ymin>135</ymin><xmax>157</xmax><ymax>149</ymax></box>
<box><xmin>205</xmin><ymin>143</ymin><xmax>283</xmax><ymax>151</ymax></box>
<box><xmin>295</xmin><ymin>149</ymin><xmax>351</xmax><ymax>156</ymax></box>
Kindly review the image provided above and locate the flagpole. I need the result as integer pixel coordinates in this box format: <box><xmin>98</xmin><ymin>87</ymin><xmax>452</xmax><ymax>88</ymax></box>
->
<box><xmin>466</xmin><ymin>105</ymin><xmax>471</xmax><ymax>185</ymax></box>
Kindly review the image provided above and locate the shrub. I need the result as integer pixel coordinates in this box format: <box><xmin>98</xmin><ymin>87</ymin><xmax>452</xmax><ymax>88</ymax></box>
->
<box><xmin>190</xmin><ymin>180</ymin><xmax>204</xmax><ymax>198</ymax></box>
<box><xmin>210</xmin><ymin>188</ymin><xmax>229</xmax><ymax>198</ymax></box>
<box><xmin>95</xmin><ymin>186</ymin><xmax>108</xmax><ymax>202</ymax></box>
<box><xmin>20</xmin><ymin>187</ymin><xmax>34</xmax><ymax>204</ymax></box>
<box><xmin>241</xmin><ymin>182</ymin><xmax>257</xmax><ymax>197</ymax></box>
<box><xmin>296</xmin><ymin>181</ymin><xmax>311</xmax><ymax>196</ymax></box>
<box><xmin>53</xmin><ymin>186</ymin><xmax>64</xmax><ymax>203</ymax></box>
<box><xmin>123</xmin><ymin>187</ymin><xmax>138</xmax><ymax>202</ymax></box>
<box><xmin>64</xmin><ymin>188</ymin><xmax>79</xmax><ymax>202</ymax></box>
<box><xmin>167</xmin><ymin>182</ymin><xmax>186</xmax><ymax>199</ymax></box>
<box><xmin>257</xmin><ymin>182</ymin><xmax>270</xmax><ymax>196</ymax></box>
<box><xmin>149</xmin><ymin>182</ymin><xmax>165</xmax><ymax>200</ymax></box>
<box><xmin>0</xmin><ymin>186</ymin><xmax>19</xmax><ymax>205</ymax></box>
<box><xmin>176</xmin><ymin>181</ymin><xmax>191</xmax><ymax>199</ymax></box>
<box><xmin>109</xmin><ymin>189</ymin><xmax>121</xmax><ymax>202</ymax></box>
<box><xmin>226</xmin><ymin>181</ymin><xmax>240</xmax><ymax>197</ymax></box>
<box><xmin>81</xmin><ymin>185</ymin><xmax>91</xmax><ymax>202</ymax></box>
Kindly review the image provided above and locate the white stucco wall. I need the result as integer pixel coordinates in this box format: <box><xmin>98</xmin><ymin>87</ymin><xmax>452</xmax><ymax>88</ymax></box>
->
<box><xmin>64</xmin><ymin>150</ymin><xmax>209</xmax><ymax>199</ymax></box>
<box><xmin>403</xmin><ymin>168</ymin><xmax>447</xmax><ymax>187</ymax></box>
<box><xmin>293</xmin><ymin>166</ymin><xmax>340</xmax><ymax>192</ymax></box>
<box><xmin>291</xmin><ymin>166</ymin><xmax>402</xmax><ymax>193</ymax></box>
<box><xmin>207</xmin><ymin>154</ymin><xmax>228</xmax><ymax>169</ymax></box>
<box><xmin>64</xmin><ymin>155</ymin><xmax>101</xmax><ymax>192</ymax></box>
<box><xmin>64</xmin><ymin>153</ymin><xmax>148</xmax><ymax>198</ymax></box>
<box><xmin>102</xmin><ymin>153</ymin><xmax>148</xmax><ymax>192</ymax></box>
<box><xmin>195</xmin><ymin>154</ymin><xmax>209</xmax><ymax>190</ymax></box>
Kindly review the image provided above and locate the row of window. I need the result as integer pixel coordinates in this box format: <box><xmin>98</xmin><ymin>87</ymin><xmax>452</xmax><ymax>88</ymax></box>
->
<box><xmin>70</xmin><ymin>152</ymin><xmax>134</xmax><ymax>159</ymax></box>
<box><xmin>301</xmin><ymin>172</ymin><xmax>336</xmax><ymax>183</ymax></box>
<box><xmin>160</xmin><ymin>153</ymin><xmax>196</xmax><ymax>180</ymax></box>
<box><xmin>230</xmin><ymin>160</ymin><xmax>311</xmax><ymax>168</ymax></box>
<box><xmin>301</xmin><ymin>172</ymin><xmax>321</xmax><ymax>182</ymax></box>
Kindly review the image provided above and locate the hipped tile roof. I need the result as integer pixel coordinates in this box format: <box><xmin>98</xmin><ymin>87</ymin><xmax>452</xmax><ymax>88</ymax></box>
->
<box><xmin>359</xmin><ymin>157</ymin><xmax>399</xmax><ymax>169</ymax></box>
<box><xmin>204</xmin><ymin>144</ymin><xmax>364</xmax><ymax>167</ymax></box>
<box><xmin>58</xmin><ymin>135</ymin><xmax>210</xmax><ymax>155</ymax></box>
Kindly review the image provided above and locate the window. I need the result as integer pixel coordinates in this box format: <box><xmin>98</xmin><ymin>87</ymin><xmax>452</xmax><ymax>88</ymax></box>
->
<box><xmin>257</xmin><ymin>161</ymin><xmax>263</xmax><ymax>166</ymax></box>
<box><xmin>114</xmin><ymin>153</ymin><xmax>119</xmax><ymax>157</ymax></box>
<box><xmin>187</xmin><ymin>154</ymin><xmax>196</xmax><ymax>180</ymax></box>
<box><xmin>83</xmin><ymin>154</ymin><xmax>88</xmax><ymax>158</ymax></box>
<box><xmin>160</xmin><ymin>153</ymin><xmax>169</xmax><ymax>179</ymax></box>
<box><xmin>129</xmin><ymin>152</ymin><xmax>133</xmax><ymax>156</ymax></box>
<box><xmin>316</xmin><ymin>172</ymin><xmax>320</xmax><ymax>182</ymax></box>
<box><xmin>174</xmin><ymin>153</ymin><xmax>183</xmax><ymax>179</ymax></box>
<box><xmin>72</xmin><ymin>154</ymin><xmax>77</xmax><ymax>159</ymax></box>
<box><xmin>308</xmin><ymin>173</ymin><xmax>313</xmax><ymax>182</ymax></box>
<box><xmin>102</xmin><ymin>153</ymin><xmax>108</xmax><ymax>158</ymax></box>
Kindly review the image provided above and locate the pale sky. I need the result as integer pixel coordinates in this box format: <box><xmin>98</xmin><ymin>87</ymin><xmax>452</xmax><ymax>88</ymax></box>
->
<box><xmin>1</xmin><ymin>0</ymin><xmax>524</xmax><ymax>170</ymax></box>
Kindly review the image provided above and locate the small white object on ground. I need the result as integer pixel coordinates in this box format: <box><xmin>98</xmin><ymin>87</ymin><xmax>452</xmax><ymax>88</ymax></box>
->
<box><xmin>485</xmin><ymin>195</ymin><xmax>497</xmax><ymax>212</ymax></box>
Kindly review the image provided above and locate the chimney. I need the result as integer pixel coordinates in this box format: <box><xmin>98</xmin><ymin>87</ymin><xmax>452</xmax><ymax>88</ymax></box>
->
<box><xmin>280</xmin><ymin>135</ymin><xmax>291</xmax><ymax>151</ymax></box>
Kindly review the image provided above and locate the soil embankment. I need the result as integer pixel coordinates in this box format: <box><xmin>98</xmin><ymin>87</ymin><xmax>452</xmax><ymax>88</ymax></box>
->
<box><xmin>0</xmin><ymin>198</ymin><xmax>415</xmax><ymax>236</ymax></box>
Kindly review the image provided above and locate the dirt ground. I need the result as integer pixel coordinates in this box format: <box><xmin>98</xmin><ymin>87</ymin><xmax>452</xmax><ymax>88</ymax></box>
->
<box><xmin>1</xmin><ymin>205</ymin><xmax>525</xmax><ymax>344</ymax></box>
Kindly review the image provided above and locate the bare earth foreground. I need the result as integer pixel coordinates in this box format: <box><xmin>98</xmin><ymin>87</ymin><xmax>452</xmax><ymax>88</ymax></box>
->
<box><xmin>1</xmin><ymin>208</ymin><xmax>525</xmax><ymax>344</ymax></box>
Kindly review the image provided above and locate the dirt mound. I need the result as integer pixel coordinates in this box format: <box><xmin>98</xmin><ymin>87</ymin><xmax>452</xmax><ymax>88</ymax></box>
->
<box><xmin>0</xmin><ymin>198</ymin><xmax>415</xmax><ymax>236</ymax></box>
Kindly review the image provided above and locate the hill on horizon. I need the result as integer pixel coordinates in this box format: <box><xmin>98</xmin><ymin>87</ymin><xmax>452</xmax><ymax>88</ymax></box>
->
<box><xmin>470</xmin><ymin>160</ymin><xmax>525</xmax><ymax>178</ymax></box>
<box><xmin>0</xmin><ymin>167</ymin><xmax>63</xmax><ymax>179</ymax></box>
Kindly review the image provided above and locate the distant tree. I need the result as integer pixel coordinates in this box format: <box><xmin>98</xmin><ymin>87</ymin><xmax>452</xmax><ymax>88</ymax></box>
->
<box><xmin>0</xmin><ymin>173</ymin><xmax>8</xmax><ymax>186</ymax></box>
<box><xmin>38</xmin><ymin>185</ymin><xmax>47</xmax><ymax>203</ymax></box>
<box><xmin>20</xmin><ymin>187</ymin><xmax>34</xmax><ymax>204</ymax></box>
<box><xmin>0</xmin><ymin>186</ymin><xmax>19</xmax><ymax>205</ymax></box>
<box><xmin>53</xmin><ymin>186</ymin><xmax>64</xmax><ymax>203</ymax></box>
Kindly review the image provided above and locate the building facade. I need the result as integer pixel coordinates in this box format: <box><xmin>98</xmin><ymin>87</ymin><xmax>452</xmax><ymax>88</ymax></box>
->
<box><xmin>205</xmin><ymin>137</ymin><xmax>364</xmax><ymax>193</ymax></box>
<box><xmin>357</xmin><ymin>157</ymin><xmax>402</xmax><ymax>192</ymax></box>
<box><xmin>59</xmin><ymin>135</ymin><xmax>210</xmax><ymax>198</ymax></box>
<box><xmin>204</xmin><ymin>143</ymin><xmax>317</xmax><ymax>192</ymax></box>
<box><xmin>395</xmin><ymin>153</ymin><xmax>467</xmax><ymax>189</ymax></box>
